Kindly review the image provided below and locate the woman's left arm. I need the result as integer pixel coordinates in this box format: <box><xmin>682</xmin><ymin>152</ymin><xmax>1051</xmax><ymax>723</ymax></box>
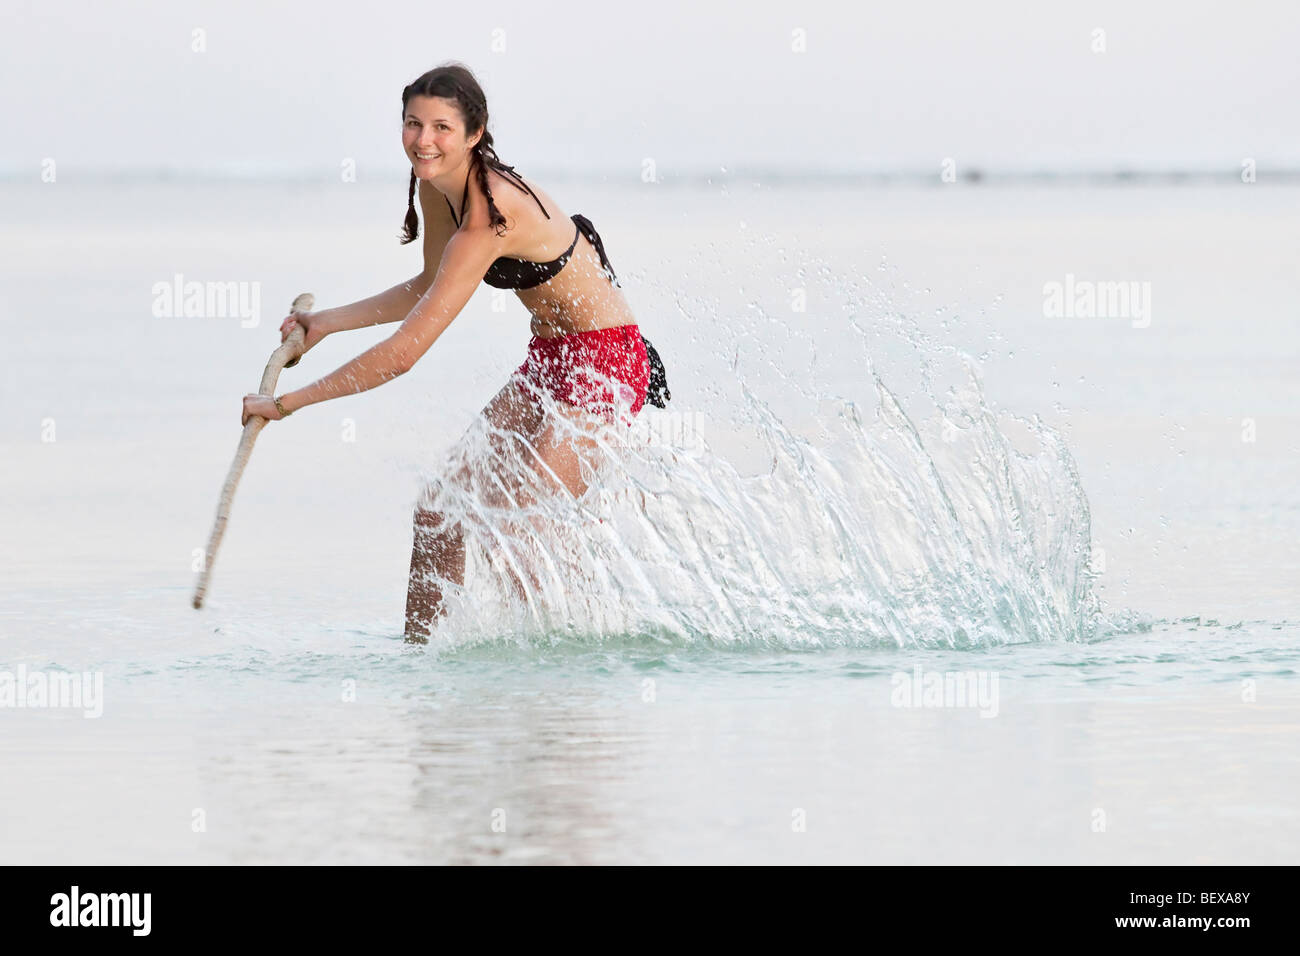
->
<box><xmin>271</xmin><ymin>232</ymin><xmax>499</xmax><ymax>417</ymax></box>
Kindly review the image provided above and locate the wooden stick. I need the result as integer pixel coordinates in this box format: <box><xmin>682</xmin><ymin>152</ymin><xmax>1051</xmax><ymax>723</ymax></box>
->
<box><xmin>192</xmin><ymin>292</ymin><xmax>314</xmax><ymax>609</ymax></box>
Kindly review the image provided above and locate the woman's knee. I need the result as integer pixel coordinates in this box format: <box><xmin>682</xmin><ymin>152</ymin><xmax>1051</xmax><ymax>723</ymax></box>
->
<box><xmin>526</xmin><ymin>412</ymin><xmax>609</xmax><ymax>500</ymax></box>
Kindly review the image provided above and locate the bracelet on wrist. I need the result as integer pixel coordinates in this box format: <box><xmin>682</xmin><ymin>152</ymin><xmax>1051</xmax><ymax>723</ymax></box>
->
<box><xmin>274</xmin><ymin>395</ymin><xmax>292</xmax><ymax>418</ymax></box>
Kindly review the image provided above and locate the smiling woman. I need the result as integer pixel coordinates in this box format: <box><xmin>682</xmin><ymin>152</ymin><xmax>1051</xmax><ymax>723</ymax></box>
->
<box><xmin>251</xmin><ymin>60</ymin><xmax>670</xmax><ymax>642</ymax></box>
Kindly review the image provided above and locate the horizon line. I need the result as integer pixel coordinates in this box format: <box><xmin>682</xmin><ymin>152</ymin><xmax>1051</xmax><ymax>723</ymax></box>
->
<box><xmin>2</xmin><ymin>163</ymin><xmax>1296</xmax><ymax>186</ymax></box>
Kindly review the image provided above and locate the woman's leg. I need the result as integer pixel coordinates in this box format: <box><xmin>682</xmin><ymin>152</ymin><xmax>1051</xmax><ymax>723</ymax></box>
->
<box><xmin>404</xmin><ymin>509</ymin><xmax>464</xmax><ymax>642</ymax></box>
<box><xmin>404</xmin><ymin>377</ymin><xmax>546</xmax><ymax>642</ymax></box>
<box><xmin>518</xmin><ymin>402</ymin><xmax>613</xmax><ymax>501</ymax></box>
<box><xmin>474</xmin><ymin>400</ymin><xmax>614</xmax><ymax>606</ymax></box>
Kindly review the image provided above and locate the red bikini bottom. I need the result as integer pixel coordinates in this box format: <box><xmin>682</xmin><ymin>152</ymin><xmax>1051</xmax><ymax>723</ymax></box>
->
<box><xmin>511</xmin><ymin>324</ymin><xmax>649</xmax><ymax>425</ymax></box>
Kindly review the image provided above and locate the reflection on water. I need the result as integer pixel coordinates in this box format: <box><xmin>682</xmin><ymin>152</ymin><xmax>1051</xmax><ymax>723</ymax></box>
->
<box><xmin>2</xmin><ymin>592</ymin><xmax>1297</xmax><ymax>863</ymax></box>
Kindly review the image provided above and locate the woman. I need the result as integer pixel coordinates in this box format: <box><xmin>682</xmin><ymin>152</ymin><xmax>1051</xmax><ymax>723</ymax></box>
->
<box><xmin>241</xmin><ymin>62</ymin><xmax>668</xmax><ymax>642</ymax></box>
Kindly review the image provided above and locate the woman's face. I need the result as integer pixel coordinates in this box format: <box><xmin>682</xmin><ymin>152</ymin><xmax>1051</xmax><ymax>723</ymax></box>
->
<box><xmin>402</xmin><ymin>95</ymin><xmax>480</xmax><ymax>178</ymax></box>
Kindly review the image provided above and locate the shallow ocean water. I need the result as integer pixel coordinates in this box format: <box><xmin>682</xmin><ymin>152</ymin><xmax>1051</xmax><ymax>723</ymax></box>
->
<box><xmin>2</xmin><ymin>178</ymin><xmax>1298</xmax><ymax>863</ymax></box>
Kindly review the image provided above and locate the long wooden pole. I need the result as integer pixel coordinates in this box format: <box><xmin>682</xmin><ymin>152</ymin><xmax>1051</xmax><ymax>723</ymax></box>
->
<box><xmin>192</xmin><ymin>292</ymin><xmax>314</xmax><ymax>609</ymax></box>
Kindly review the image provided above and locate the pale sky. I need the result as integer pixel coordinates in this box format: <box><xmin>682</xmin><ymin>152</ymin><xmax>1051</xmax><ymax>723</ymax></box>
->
<box><xmin>4</xmin><ymin>0</ymin><xmax>1297</xmax><ymax>179</ymax></box>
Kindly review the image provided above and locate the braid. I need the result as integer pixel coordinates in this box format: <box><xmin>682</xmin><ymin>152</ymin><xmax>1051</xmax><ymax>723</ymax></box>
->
<box><xmin>472</xmin><ymin>138</ymin><xmax>509</xmax><ymax>237</ymax></box>
<box><xmin>399</xmin><ymin>168</ymin><xmax>419</xmax><ymax>244</ymax></box>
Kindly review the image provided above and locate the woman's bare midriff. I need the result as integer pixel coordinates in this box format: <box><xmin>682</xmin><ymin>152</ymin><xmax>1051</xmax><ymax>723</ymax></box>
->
<box><xmin>519</xmin><ymin>254</ymin><xmax>638</xmax><ymax>339</ymax></box>
<box><xmin>494</xmin><ymin>171</ymin><xmax>638</xmax><ymax>340</ymax></box>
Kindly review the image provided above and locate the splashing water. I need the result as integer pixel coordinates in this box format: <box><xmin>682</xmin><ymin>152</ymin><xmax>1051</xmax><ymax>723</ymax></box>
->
<box><xmin>413</xmin><ymin>263</ymin><xmax>1129</xmax><ymax>651</ymax></box>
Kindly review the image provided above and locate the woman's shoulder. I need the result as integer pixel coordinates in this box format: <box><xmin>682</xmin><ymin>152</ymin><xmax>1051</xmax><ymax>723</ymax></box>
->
<box><xmin>487</xmin><ymin>165</ymin><xmax>564</xmax><ymax>227</ymax></box>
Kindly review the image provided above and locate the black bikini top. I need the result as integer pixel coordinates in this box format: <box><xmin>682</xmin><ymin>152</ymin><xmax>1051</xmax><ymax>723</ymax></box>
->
<box><xmin>444</xmin><ymin>159</ymin><xmax>619</xmax><ymax>291</ymax></box>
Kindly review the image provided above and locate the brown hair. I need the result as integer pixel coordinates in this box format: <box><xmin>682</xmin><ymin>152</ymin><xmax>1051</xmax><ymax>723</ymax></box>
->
<box><xmin>399</xmin><ymin>61</ymin><xmax>515</xmax><ymax>244</ymax></box>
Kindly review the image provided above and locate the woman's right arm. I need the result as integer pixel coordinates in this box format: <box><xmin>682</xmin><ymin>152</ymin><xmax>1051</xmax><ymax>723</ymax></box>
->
<box><xmin>287</xmin><ymin>178</ymin><xmax>461</xmax><ymax>340</ymax></box>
